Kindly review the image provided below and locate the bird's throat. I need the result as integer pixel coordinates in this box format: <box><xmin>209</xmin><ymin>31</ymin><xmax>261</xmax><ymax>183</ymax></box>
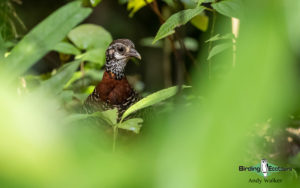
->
<box><xmin>105</xmin><ymin>59</ymin><xmax>127</xmax><ymax>80</ymax></box>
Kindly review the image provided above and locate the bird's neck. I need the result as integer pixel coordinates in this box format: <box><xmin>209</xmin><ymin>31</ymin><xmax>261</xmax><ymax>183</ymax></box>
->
<box><xmin>105</xmin><ymin>59</ymin><xmax>128</xmax><ymax>80</ymax></box>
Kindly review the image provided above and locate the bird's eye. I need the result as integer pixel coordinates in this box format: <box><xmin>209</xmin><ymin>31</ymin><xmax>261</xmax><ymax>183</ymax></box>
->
<box><xmin>117</xmin><ymin>46</ymin><xmax>125</xmax><ymax>53</ymax></box>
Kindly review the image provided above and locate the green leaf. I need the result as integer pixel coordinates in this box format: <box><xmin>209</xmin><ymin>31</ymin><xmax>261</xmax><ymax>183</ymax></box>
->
<box><xmin>84</xmin><ymin>86</ymin><xmax>96</xmax><ymax>94</ymax></box>
<box><xmin>190</xmin><ymin>14</ymin><xmax>209</xmax><ymax>32</ymax></box>
<box><xmin>64</xmin><ymin>69</ymin><xmax>103</xmax><ymax>89</ymax></box>
<box><xmin>36</xmin><ymin>60</ymin><xmax>81</xmax><ymax>95</ymax></box>
<box><xmin>89</xmin><ymin>0</ymin><xmax>102</xmax><ymax>7</ymax></box>
<box><xmin>212</xmin><ymin>0</ymin><xmax>242</xmax><ymax>18</ymax></box>
<box><xmin>207</xmin><ymin>43</ymin><xmax>232</xmax><ymax>60</ymax></box>
<box><xmin>76</xmin><ymin>48</ymin><xmax>106</xmax><ymax>65</ymax></box>
<box><xmin>141</xmin><ymin>37</ymin><xmax>198</xmax><ymax>51</ymax></box>
<box><xmin>52</xmin><ymin>42</ymin><xmax>81</xmax><ymax>55</ymax></box>
<box><xmin>63</xmin><ymin>71</ymin><xmax>82</xmax><ymax>89</ymax></box>
<box><xmin>153</xmin><ymin>6</ymin><xmax>205</xmax><ymax>44</ymax></box>
<box><xmin>68</xmin><ymin>24</ymin><xmax>112</xmax><ymax>50</ymax></box>
<box><xmin>81</xmin><ymin>0</ymin><xmax>103</xmax><ymax>7</ymax></box>
<box><xmin>205</xmin><ymin>33</ymin><xmax>234</xmax><ymax>43</ymax></box>
<box><xmin>58</xmin><ymin>90</ymin><xmax>74</xmax><ymax>103</ymax></box>
<box><xmin>121</xmin><ymin>85</ymin><xmax>191</xmax><ymax>121</ymax></box>
<box><xmin>127</xmin><ymin>0</ymin><xmax>154</xmax><ymax>17</ymax></box>
<box><xmin>118</xmin><ymin>118</ymin><xmax>143</xmax><ymax>134</ymax></box>
<box><xmin>196</xmin><ymin>0</ymin><xmax>205</xmax><ymax>7</ymax></box>
<box><xmin>101</xmin><ymin>108</ymin><xmax>118</xmax><ymax>125</ymax></box>
<box><xmin>163</xmin><ymin>0</ymin><xmax>176</xmax><ymax>7</ymax></box>
<box><xmin>63</xmin><ymin>109</ymin><xmax>118</xmax><ymax>125</ymax></box>
<box><xmin>1</xmin><ymin>1</ymin><xmax>92</xmax><ymax>81</ymax></box>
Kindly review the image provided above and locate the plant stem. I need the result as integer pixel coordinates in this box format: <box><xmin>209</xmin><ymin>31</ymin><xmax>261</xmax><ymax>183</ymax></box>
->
<box><xmin>80</xmin><ymin>61</ymin><xmax>85</xmax><ymax>77</ymax></box>
<box><xmin>112</xmin><ymin>125</ymin><xmax>118</xmax><ymax>152</ymax></box>
<box><xmin>208</xmin><ymin>10</ymin><xmax>216</xmax><ymax>80</ymax></box>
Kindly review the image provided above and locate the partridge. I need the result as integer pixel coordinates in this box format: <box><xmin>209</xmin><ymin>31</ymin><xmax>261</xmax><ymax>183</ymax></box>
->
<box><xmin>83</xmin><ymin>39</ymin><xmax>142</xmax><ymax>119</ymax></box>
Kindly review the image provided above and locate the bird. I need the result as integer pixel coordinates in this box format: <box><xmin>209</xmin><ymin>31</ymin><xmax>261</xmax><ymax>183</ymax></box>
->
<box><xmin>83</xmin><ymin>39</ymin><xmax>142</xmax><ymax>120</ymax></box>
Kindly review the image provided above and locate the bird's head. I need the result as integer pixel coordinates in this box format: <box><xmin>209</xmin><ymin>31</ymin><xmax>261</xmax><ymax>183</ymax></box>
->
<box><xmin>105</xmin><ymin>39</ymin><xmax>141</xmax><ymax>79</ymax></box>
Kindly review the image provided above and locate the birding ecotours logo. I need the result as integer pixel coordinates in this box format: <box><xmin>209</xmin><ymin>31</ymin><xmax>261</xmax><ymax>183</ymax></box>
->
<box><xmin>261</xmin><ymin>159</ymin><xmax>268</xmax><ymax>177</ymax></box>
<box><xmin>239</xmin><ymin>159</ymin><xmax>292</xmax><ymax>178</ymax></box>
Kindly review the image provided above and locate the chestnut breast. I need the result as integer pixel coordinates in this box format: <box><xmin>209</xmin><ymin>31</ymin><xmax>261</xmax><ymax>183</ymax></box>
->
<box><xmin>96</xmin><ymin>71</ymin><xmax>133</xmax><ymax>105</ymax></box>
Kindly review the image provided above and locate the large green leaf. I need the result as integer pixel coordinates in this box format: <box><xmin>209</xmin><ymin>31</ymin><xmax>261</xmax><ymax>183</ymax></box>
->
<box><xmin>153</xmin><ymin>6</ymin><xmax>204</xmax><ymax>44</ymax></box>
<box><xmin>121</xmin><ymin>85</ymin><xmax>191</xmax><ymax>121</ymax></box>
<box><xmin>117</xmin><ymin>118</ymin><xmax>143</xmax><ymax>134</ymax></box>
<box><xmin>64</xmin><ymin>109</ymin><xmax>118</xmax><ymax>126</ymax></box>
<box><xmin>75</xmin><ymin>48</ymin><xmax>106</xmax><ymax>65</ymax></box>
<box><xmin>52</xmin><ymin>42</ymin><xmax>81</xmax><ymax>55</ymax></box>
<box><xmin>36</xmin><ymin>60</ymin><xmax>81</xmax><ymax>95</ymax></box>
<box><xmin>68</xmin><ymin>24</ymin><xmax>112</xmax><ymax>50</ymax></box>
<box><xmin>212</xmin><ymin>0</ymin><xmax>242</xmax><ymax>18</ymax></box>
<box><xmin>1</xmin><ymin>1</ymin><xmax>92</xmax><ymax>81</ymax></box>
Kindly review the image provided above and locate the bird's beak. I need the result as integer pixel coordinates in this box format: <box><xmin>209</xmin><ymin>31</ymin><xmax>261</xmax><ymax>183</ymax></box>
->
<box><xmin>128</xmin><ymin>48</ymin><xmax>142</xmax><ymax>60</ymax></box>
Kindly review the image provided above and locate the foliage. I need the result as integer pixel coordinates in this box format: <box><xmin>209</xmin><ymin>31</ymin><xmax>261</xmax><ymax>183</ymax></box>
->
<box><xmin>55</xmin><ymin>23</ymin><xmax>112</xmax><ymax>66</ymax></box>
<box><xmin>0</xmin><ymin>1</ymin><xmax>92</xmax><ymax>81</ymax></box>
<box><xmin>35</xmin><ymin>60</ymin><xmax>82</xmax><ymax>95</ymax></box>
<box><xmin>153</xmin><ymin>6</ymin><xmax>205</xmax><ymax>43</ymax></box>
<box><xmin>207</xmin><ymin>43</ymin><xmax>232</xmax><ymax>60</ymax></box>
<box><xmin>1</xmin><ymin>0</ymin><xmax>300</xmax><ymax>187</ymax></box>
<box><xmin>0</xmin><ymin>0</ymin><xmax>26</xmax><ymax>40</ymax></box>
<box><xmin>121</xmin><ymin>85</ymin><xmax>191</xmax><ymax>121</ymax></box>
<box><xmin>211</xmin><ymin>0</ymin><xmax>242</xmax><ymax>18</ymax></box>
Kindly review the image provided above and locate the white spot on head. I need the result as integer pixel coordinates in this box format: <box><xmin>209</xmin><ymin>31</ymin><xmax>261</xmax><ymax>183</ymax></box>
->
<box><xmin>114</xmin><ymin>53</ymin><xmax>126</xmax><ymax>60</ymax></box>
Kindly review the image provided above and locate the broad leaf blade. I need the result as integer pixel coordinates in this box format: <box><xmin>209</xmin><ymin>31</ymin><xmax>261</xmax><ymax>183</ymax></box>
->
<box><xmin>118</xmin><ymin>118</ymin><xmax>143</xmax><ymax>134</ymax></box>
<box><xmin>212</xmin><ymin>0</ymin><xmax>242</xmax><ymax>18</ymax></box>
<box><xmin>1</xmin><ymin>1</ymin><xmax>92</xmax><ymax>80</ymax></box>
<box><xmin>190</xmin><ymin>14</ymin><xmax>209</xmax><ymax>32</ymax></box>
<box><xmin>153</xmin><ymin>6</ymin><xmax>204</xmax><ymax>44</ymax></box>
<box><xmin>76</xmin><ymin>48</ymin><xmax>106</xmax><ymax>65</ymax></box>
<box><xmin>36</xmin><ymin>60</ymin><xmax>81</xmax><ymax>95</ymax></box>
<box><xmin>121</xmin><ymin>85</ymin><xmax>191</xmax><ymax>121</ymax></box>
<box><xmin>53</xmin><ymin>42</ymin><xmax>81</xmax><ymax>55</ymax></box>
<box><xmin>64</xmin><ymin>109</ymin><xmax>118</xmax><ymax>126</ymax></box>
<box><xmin>68</xmin><ymin>24</ymin><xmax>112</xmax><ymax>50</ymax></box>
<box><xmin>101</xmin><ymin>108</ymin><xmax>118</xmax><ymax>125</ymax></box>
